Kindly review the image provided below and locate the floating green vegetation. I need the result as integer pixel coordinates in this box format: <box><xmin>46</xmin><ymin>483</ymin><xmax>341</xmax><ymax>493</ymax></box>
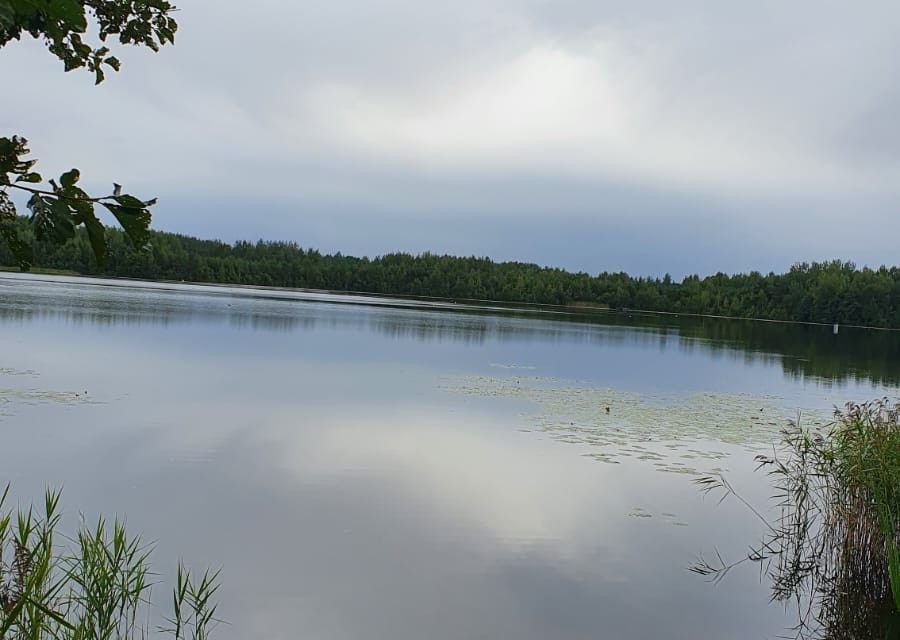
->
<box><xmin>0</xmin><ymin>366</ymin><xmax>98</xmax><ymax>418</ymax></box>
<box><xmin>488</xmin><ymin>362</ymin><xmax>537</xmax><ymax>370</ymax></box>
<box><xmin>0</xmin><ymin>389</ymin><xmax>97</xmax><ymax>421</ymax></box>
<box><xmin>0</xmin><ymin>389</ymin><xmax>96</xmax><ymax>407</ymax></box>
<box><xmin>0</xmin><ymin>368</ymin><xmax>38</xmax><ymax>377</ymax></box>
<box><xmin>441</xmin><ymin>374</ymin><xmax>827</xmax><ymax>474</ymax></box>
<box><xmin>627</xmin><ymin>508</ymin><xmax>690</xmax><ymax>526</ymax></box>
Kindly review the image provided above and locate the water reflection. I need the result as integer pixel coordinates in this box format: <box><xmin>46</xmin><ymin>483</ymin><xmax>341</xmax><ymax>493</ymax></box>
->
<box><xmin>3</xmin><ymin>410</ymin><xmax>794</xmax><ymax>640</ymax></box>
<box><xmin>1</xmin><ymin>273</ymin><xmax>894</xmax><ymax>639</ymax></box>
<box><xmin>1</xmin><ymin>273</ymin><xmax>898</xmax><ymax>386</ymax></box>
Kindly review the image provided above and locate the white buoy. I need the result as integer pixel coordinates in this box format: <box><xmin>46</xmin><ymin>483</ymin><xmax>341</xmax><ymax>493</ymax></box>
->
<box><xmin>833</xmin><ymin>323</ymin><xmax>839</xmax><ymax>335</ymax></box>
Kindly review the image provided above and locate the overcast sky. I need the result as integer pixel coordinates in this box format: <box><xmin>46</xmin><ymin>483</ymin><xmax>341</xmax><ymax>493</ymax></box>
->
<box><xmin>3</xmin><ymin>1</ymin><xmax>899</xmax><ymax>277</ymax></box>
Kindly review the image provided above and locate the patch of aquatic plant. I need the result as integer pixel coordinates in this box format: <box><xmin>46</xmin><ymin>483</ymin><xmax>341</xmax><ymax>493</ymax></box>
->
<box><xmin>626</xmin><ymin>507</ymin><xmax>690</xmax><ymax>527</ymax></box>
<box><xmin>0</xmin><ymin>389</ymin><xmax>95</xmax><ymax>406</ymax></box>
<box><xmin>0</xmin><ymin>369</ymin><xmax>38</xmax><ymax>377</ymax></box>
<box><xmin>692</xmin><ymin>398</ymin><xmax>900</xmax><ymax>639</ymax></box>
<box><xmin>0</xmin><ymin>485</ymin><xmax>221</xmax><ymax>639</ymax></box>
<box><xmin>441</xmin><ymin>374</ymin><xmax>817</xmax><ymax>472</ymax></box>
<box><xmin>488</xmin><ymin>363</ymin><xmax>536</xmax><ymax>370</ymax></box>
<box><xmin>0</xmin><ymin>389</ymin><xmax>97</xmax><ymax>422</ymax></box>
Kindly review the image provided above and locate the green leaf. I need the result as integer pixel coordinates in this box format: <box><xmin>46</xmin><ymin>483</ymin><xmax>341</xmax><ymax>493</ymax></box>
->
<box><xmin>80</xmin><ymin>207</ymin><xmax>107</xmax><ymax>266</ymax></box>
<box><xmin>0</xmin><ymin>1</ymin><xmax>14</xmax><ymax>30</ymax></box>
<box><xmin>0</xmin><ymin>588</ymin><xmax>27</xmax><ymax>636</ymax></box>
<box><xmin>48</xmin><ymin>0</ymin><xmax>87</xmax><ymax>31</ymax></box>
<box><xmin>66</xmin><ymin>196</ymin><xmax>93</xmax><ymax>224</ymax></box>
<box><xmin>15</xmin><ymin>171</ymin><xmax>42</xmax><ymax>183</ymax></box>
<box><xmin>1</xmin><ymin>136</ymin><xmax>28</xmax><ymax>177</ymax></box>
<box><xmin>49</xmin><ymin>198</ymin><xmax>76</xmax><ymax>242</ymax></box>
<box><xmin>0</xmin><ymin>190</ymin><xmax>14</xmax><ymax>220</ymax></box>
<box><xmin>28</xmin><ymin>194</ymin><xmax>76</xmax><ymax>244</ymax></box>
<box><xmin>101</xmin><ymin>201</ymin><xmax>151</xmax><ymax>248</ymax></box>
<box><xmin>113</xmin><ymin>194</ymin><xmax>146</xmax><ymax>209</ymax></box>
<box><xmin>23</xmin><ymin>596</ymin><xmax>77</xmax><ymax>631</ymax></box>
<box><xmin>0</xmin><ymin>191</ymin><xmax>32</xmax><ymax>271</ymax></box>
<box><xmin>60</xmin><ymin>168</ymin><xmax>80</xmax><ymax>188</ymax></box>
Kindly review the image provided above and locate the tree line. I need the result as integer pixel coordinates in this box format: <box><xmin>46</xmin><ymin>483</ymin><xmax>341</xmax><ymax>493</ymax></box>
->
<box><xmin>2</xmin><ymin>217</ymin><xmax>899</xmax><ymax>329</ymax></box>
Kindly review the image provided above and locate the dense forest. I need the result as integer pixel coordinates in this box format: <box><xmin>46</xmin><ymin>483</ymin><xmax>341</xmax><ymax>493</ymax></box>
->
<box><xmin>1</xmin><ymin>217</ymin><xmax>899</xmax><ymax>329</ymax></box>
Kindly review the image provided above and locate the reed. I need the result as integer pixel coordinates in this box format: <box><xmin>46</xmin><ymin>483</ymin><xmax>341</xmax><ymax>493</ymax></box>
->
<box><xmin>692</xmin><ymin>398</ymin><xmax>900</xmax><ymax>638</ymax></box>
<box><xmin>0</xmin><ymin>486</ymin><xmax>220</xmax><ymax>639</ymax></box>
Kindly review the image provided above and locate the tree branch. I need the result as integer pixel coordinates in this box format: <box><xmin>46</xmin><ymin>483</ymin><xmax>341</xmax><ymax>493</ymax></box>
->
<box><xmin>4</xmin><ymin>182</ymin><xmax>118</xmax><ymax>203</ymax></box>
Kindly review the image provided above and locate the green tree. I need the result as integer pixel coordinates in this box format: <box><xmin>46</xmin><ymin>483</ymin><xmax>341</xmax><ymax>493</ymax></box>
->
<box><xmin>0</xmin><ymin>0</ymin><xmax>178</xmax><ymax>270</ymax></box>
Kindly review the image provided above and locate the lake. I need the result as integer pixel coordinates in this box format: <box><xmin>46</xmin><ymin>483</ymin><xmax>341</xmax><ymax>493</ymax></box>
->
<box><xmin>1</xmin><ymin>272</ymin><xmax>897</xmax><ymax>639</ymax></box>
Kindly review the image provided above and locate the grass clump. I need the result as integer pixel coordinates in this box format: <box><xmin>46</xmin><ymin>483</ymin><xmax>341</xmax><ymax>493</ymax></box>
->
<box><xmin>0</xmin><ymin>485</ymin><xmax>220</xmax><ymax>639</ymax></box>
<box><xmin>833</xmin><ymin>400</ymin><xmax>900</xmax><ymax>612</ymax></box>
<box><xmin>693</xmin><ymin>398</ymin><xmax>900</xmax><ymax>639</ymax></box>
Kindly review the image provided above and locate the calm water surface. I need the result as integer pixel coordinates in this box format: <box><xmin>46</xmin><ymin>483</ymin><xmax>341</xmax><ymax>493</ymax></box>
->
<box><xmin>1</xmin><ymin>273</ymin><xmax>898</xmax><ymax>639</ymax></box>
